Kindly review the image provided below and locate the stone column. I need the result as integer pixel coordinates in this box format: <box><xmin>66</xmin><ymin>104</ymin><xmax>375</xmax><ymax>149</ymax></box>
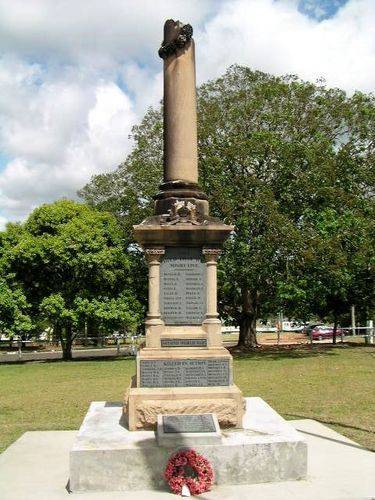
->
<box><xmin>160</xmin><ymin>20</ymin><xmax>198</xmax><ymax>184</ymax></box>
<box><xmin>145</xmin><ymin>248</ymin><xmax>165</xmax><ymax>325</ymax></box>
<box><xmin>203</xmin><ymin>248</ymin><xmax>222</xmax><ymax>323</ymax></box>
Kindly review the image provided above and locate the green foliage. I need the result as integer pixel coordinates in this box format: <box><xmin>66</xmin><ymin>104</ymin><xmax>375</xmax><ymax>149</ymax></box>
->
<box><xmin>80</xmin><ymin>65</ymin><xmax>375</xmax><ymax>348</ymax></box>
<box><xmin>0</xmin><ymin>280</ymin><xmax>32</xmax><ymax>338</ymax></box>
<box><xmin>0</xmin><ymin>200</ymin><xmax>143</xmax><ymax>358</ymax></box>
<box><xmin>281</xmin><ymin>204</ymin><xmax>375</xmax><ymax>330</ymax></box>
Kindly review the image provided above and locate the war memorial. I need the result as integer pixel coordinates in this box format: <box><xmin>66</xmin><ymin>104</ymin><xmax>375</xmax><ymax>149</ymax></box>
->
<box><xmin>67</xmin><ymin>20</ymin><xmax>307</xmax><ymax>493</ymax></box>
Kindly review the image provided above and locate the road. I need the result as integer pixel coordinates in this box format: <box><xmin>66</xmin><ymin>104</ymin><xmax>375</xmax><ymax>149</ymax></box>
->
<box><xmin>0</xmin><ymin>347</ymin><xmax>135</xmax><ymax>363</ymax></box>
<box><xmin>0</xmin><ymin>336</ymin><xmax>360</xmax><ymax>364</ymax></box>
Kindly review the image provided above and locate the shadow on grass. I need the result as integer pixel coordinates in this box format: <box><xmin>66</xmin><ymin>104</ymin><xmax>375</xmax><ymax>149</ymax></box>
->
<box><xmin>2</xmin><ymin>343</ymin><xmax>371</xmax><ymax>366</ymax></box>
<box><xmin>285</xmin><ymin>413</ymin><xmax>375</xmax><ymax>436</ymax></box>
<box><xmin>297</xmin><ymin>428</ymin><xmax>371</xmax><ymax>452</ymax></box>
<box><xmin>0</xmin><ymin>354</ymin><xmax>136</xmax><ymax>366</ymax></box>
<box><xmin>229</xmin><ymin>344</ymin><xmax>346</xmax><ymax>361</ymax></box>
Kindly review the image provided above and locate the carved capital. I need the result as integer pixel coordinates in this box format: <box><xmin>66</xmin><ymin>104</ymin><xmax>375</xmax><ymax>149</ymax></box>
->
<box><xmin>145</xmin><ymin>247</ymin><xmax>165</xmax><ymax>264</ymax></box>
<box><xmin>202</xmin><ymin>248</ymin><xmax>222</xmax><ymax>263</ymax></box>
<box><xmin>160</xmin><ymin>200</ymin><xmax>203</xmax><ymax>226</ymax></box>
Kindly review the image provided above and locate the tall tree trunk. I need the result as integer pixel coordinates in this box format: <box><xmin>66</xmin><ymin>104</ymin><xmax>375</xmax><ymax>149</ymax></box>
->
<box><xmin>237</xmin><ymin>288</ymin><xmax>259</xmax><ymax>349</ymax></box>
<box><xmin>332</xmin><ymin>312</ymin><xmax>338</xmax><ymax>345</ymax></box>
<box><xmin>52</xmin><ymin>324</ymin><xmax>58</xmax><ymax>344</ymax></box>
<box><xmin>87</xmin><ymin>318</ymin><xmax>100</xmax><ymax>346</ymax></box>
<box><xmin>60</xmin><ymin>324</ymin><xmax>73</xmax><ymax>361</ymax></box>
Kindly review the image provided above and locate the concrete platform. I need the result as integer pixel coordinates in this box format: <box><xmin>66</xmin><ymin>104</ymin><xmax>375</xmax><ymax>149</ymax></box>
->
<box><xmin>0</xmin><ymin>418</ymin><xmax>374</xmax><ymax>499</ymax></box>
<box><xmin>69</xmin><ymin>398</ymin><xmax>307</xmax><ymax>491</ymax></box>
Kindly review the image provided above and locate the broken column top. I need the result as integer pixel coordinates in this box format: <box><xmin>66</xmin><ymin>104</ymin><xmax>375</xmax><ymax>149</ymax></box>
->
<box><xmin>159</xmin><ymin>20</ymin><xmax>193</xmax><ymax>59</ymax></box>
<box><xmin>159</xmin><ymin>19</ymin><xmax>199</xmax><ymax>187</ymax></box>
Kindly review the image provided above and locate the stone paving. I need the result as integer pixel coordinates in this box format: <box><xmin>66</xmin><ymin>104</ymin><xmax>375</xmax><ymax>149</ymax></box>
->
<box><xmin>0</xmin><ymin>419</ymin><xmax>374</xmax><ymax>499</ymax></box>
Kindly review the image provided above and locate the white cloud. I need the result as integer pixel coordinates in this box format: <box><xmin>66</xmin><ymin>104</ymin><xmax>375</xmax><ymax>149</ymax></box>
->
<box><xmin>0</xmin><ymin>64</ymin><xmax>137</xmax><ymax>219</ymax></box>
<box><xmin>121</xmin><ymin>62</ymin><xmax>163</xmax><ymax>115</ymax></box>
<box><xmin>0</xmin><ymin>214</ymin><xmax>7</xmax><ymax>231</ymax></box>
<box><xmin>0</xmin><ymin>0</ymin><xmax>214</xmax><ymax>223</ymax></box>
<box><xmin>197</xmin><ymin>0</ymin><xmax>375</xmax><ymax>93</ymax></box>
<box><xmin>0</xmin><ymin>0</ymin><xmax>214</xmax><ymax>66</ymax></box>
<box><xmin>0</xmin><ymin>0</ymin><xmax>374</xmax><ymax>225</ymax></box>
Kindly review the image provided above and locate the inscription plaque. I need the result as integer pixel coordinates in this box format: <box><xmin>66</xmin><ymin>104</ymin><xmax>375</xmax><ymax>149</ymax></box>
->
<box><xmin>140</xmin><ymin>358</ymin><xmax>230</xmax><ymax>387</ymax></box>
<box><xmin>163</xmin><ymin>414</ymin><xmax>216</xmax><ymax>433</ymax></box>
<box><xmin>161</xmin><ymin>338</ymin><xmax>207</xmax><ymax>348</ymax></box>
<box><xmin>160</xmin><ymin>247</ymin><xmax>206</xmax><ymax>325</ymax></box>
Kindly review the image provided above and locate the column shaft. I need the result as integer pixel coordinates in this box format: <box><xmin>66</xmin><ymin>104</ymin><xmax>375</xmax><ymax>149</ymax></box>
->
<box><xmin>145</xmin><ymin>249</ymin><xmax>165</xmax><ymax>325</ymax></box>
<box><xmin>203</xmin><ymin>249</ymin><xmax>221</xmax><ymax>322</ymax></box>
<box><xmin>163</xmin><ymin>28</ymin><xmax>198</xmax><ymax>183</ymax></box>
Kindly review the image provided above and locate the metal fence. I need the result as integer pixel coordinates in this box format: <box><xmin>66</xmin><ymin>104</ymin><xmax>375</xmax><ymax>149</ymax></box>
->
<box><xmin>1</xmin><ymin>326</ymin><xmax>374</xmax><ymax>363</ymax></box>
<box><xmin>0</xmin><ymin>335</ymin><xmax>141</xmax><ymax>362</ymax></box>
<box><xmin>347</xmin><ymin>326</ymin><xmax>375</xmax><ymax>344</ymax></box>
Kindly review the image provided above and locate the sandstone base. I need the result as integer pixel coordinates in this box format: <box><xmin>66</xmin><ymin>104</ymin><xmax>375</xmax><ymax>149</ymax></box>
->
<box><xmin>125</xmin><ymin>384</ymin><xmax>244</xmax><ymax>430</ymax></box>
<box><xmin>69</xmin><ymin>397</ymin><xmax>307</xmax><ymax>492</ymax></box>
<box><xmin>125</xmin><ymin>344</ymin><xmax>244</xmax><ymax>430</ymax></box>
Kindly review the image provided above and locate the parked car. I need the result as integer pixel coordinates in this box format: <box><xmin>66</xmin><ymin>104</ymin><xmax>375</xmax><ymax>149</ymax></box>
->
<box><xmin>311</xmin><ymin>325</ymin><xmax>345</xmax><ymax>340</ymax></box>
<box><xmin>302</xmin><ymin>323</ymin><xmax>323</xmax><ymax>336</ymax></box>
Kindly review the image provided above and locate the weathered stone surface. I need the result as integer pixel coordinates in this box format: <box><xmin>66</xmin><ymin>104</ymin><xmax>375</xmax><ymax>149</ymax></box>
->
<box><xmin>162</xmin><ymin>20</ymin><xmax>198</xmax><ymax>185</ymax></box>
<box><xmin>69</xmin><ymin>397</ymin><xmax>307</xmax><ymax>492</ymax></box>
<box><xmin>133</xmin><ymin>218</ymin><xmax>233</xmax><ymax>248</ymax></box>
<box><xmin>135</xmin><ymin>398</ymin><xmax>239</xmax><ymax>429</ymax></box>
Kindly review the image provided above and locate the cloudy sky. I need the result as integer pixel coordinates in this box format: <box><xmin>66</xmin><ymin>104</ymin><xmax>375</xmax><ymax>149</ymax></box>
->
<box><xmin>0</xmin><ymin>0</ymin><xmax>374</xmax><ymax>228</ymax></box>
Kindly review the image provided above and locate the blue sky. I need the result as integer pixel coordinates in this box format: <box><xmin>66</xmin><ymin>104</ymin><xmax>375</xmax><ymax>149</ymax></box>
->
<box><xmin>0</xmin><ymin>0</ymin><xmax>373</xmax><ymax>228</ymax></box>
<box><xmin>298</xmin><ymin>0</ymin><xmax>348</xmax><ymax>19</ymax></box>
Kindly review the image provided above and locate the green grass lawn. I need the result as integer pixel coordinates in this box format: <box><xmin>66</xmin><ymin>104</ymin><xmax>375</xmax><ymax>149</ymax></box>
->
<box><xmin>0</xmin><ymin>345</ymin><xmax>374</xmax><ymax>453</ymax></box>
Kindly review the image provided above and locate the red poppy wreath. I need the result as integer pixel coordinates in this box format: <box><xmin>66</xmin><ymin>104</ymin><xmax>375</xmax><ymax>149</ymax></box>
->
<box><xmin>164</xmin><ymin>449</ymin><xmax>214</xmax><ymax>496</ymax></box>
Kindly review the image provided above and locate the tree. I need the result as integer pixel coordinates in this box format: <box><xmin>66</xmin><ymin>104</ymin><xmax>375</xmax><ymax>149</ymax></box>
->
<box><xmin>0</xmin><ymin>279</ymin><xmax>33</xmax><ymax>344</ymax></box>
<box><xmin>1</xmin><ymin>200</ymin><xmax>143</xmax><ymax>359</ymax></box>
<box><xmin>80</xmin><ymin>66</ymin><xmax>375</xmax><ymax>349</ymax></box>
<box><xmin>280</xmin><ymin>204</ymin><xmax>375</xmax><ymax>343</ymax></box>
<box><xmin>0</xmin><ymin>223</ymin><xmax>34</xmax><ymax>345</ymax></box>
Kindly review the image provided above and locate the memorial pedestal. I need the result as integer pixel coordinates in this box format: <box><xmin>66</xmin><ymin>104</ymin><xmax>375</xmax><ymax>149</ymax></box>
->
<box><xmin>126</xmin><ymin>344</ymin><xmax>244</xmax><ymax>430</ymax></box>
<box><xmin>123</xmin><ymin>222</ymin><xmax>246</xmax><ymax>430</ymax></box>
<box><xmin>69</xmin><ymin>398</ymin><xmax>307</xmax><ymax>492</ymax></box>
<box><xmin>67</xmin><ymin>19</ymin><xmax>308</xmax><ymax>496</ymax></box>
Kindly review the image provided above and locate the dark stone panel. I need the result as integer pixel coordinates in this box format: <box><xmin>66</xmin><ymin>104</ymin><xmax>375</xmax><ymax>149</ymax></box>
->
<box><xmin>160</xmin><ymin>338</ymin><xmax>207</xmax><ymax>347</ymax></box>
<box><xmin>162</xmin><ymin>414</ymin><xmax>216</xmax><ymax>433</ymax></box>
<box><xmin>160</xmin><ymin>247</ymin><xmax>206</xmax><ymax>325</ymax></box>
<box><xmin>140</xmin><ymin>358</ymin><xmax>230</xmax><ymax>387</ymax></box>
